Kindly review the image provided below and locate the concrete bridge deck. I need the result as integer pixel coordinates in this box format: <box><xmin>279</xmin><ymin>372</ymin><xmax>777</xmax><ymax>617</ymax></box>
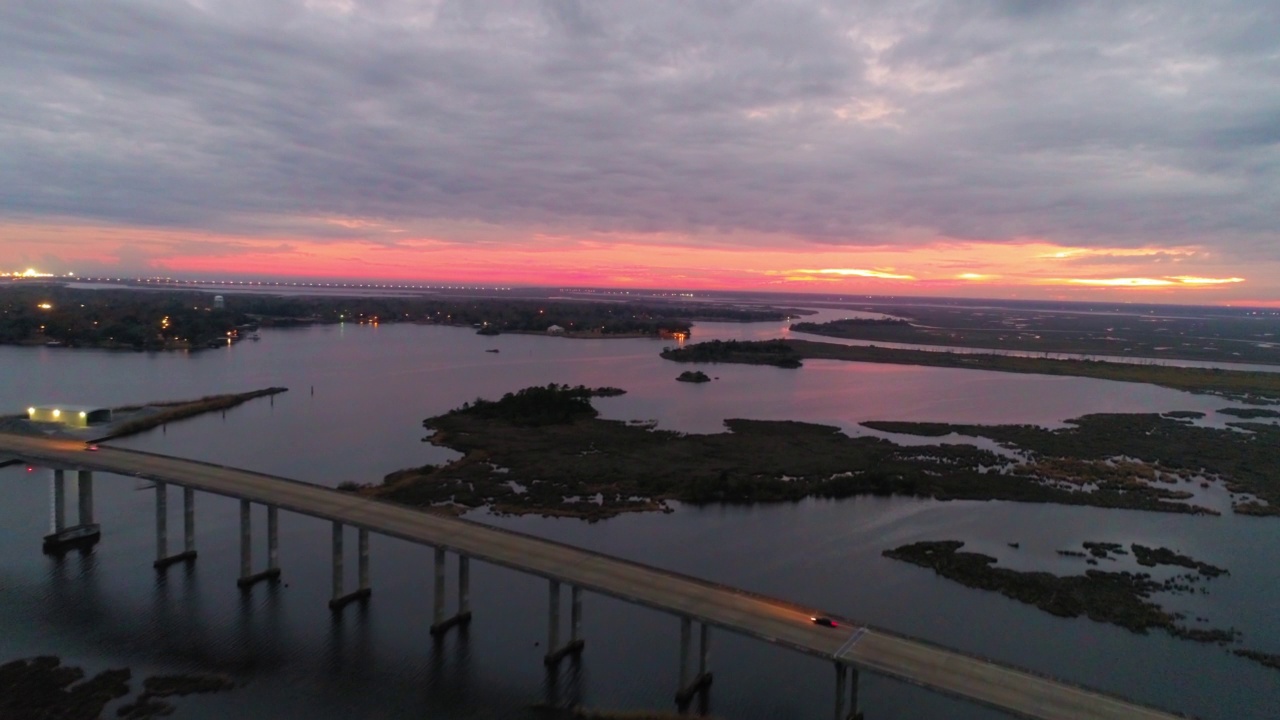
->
<box><xmin>0</xmin><ymin>433</ymin><xmax>1184</xmax><ymax>720</ymax></box>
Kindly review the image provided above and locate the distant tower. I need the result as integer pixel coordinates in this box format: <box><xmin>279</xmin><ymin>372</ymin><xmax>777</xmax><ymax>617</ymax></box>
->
<box><xmin>213</xmin><ymin>295</ymin><xmax>225</xmax><ymax>310</ymax></box>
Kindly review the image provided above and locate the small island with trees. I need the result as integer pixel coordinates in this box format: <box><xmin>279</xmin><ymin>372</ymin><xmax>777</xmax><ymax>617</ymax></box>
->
<box><xmin>676</xmin><ymin>370</ymin><xmax>711</xmax><ymax>383</ymax></box>
<box><xmin>347</xmin><ymin>385</ymin><xmax>1279</xmax><ymax>521</ymax></box>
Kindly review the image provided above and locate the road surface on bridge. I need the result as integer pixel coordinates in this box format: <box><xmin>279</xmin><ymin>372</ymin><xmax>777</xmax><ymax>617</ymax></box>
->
<box><xmin>0</xmin><ymin>433</ymin><xmax>1184</xmax><ymax>720</ymax></box>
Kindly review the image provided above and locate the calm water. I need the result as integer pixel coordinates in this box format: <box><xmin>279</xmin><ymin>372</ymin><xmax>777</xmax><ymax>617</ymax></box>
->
<box><xmin>1</xmin><ymin>321</ymin><xmax>1277</xmax><ymax>719</ymax></box>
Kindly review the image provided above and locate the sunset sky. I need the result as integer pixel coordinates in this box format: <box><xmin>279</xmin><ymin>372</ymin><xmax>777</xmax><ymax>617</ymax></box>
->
<box><xmin>2</xmin><ymin>1</ymin><xmax>1278</xmax><ymax>303</ymax></box>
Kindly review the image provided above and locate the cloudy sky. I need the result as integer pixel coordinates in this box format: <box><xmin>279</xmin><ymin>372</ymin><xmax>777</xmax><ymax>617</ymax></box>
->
<box><xmin>2</xmin><ymin>1</ymin><xmax>1278</xmax><ymax>302</ymax></box>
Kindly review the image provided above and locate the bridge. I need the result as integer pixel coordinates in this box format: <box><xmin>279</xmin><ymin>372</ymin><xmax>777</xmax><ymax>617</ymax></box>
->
<box><xmin>0</xmin><ymin>432</ymin><xmax>1185</xmax><ymax>720</ymax></box>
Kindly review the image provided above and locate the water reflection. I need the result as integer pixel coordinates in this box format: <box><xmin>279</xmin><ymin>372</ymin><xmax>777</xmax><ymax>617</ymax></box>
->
<box><xmin>0</xmin><ymin>322</ymin><xmax>1276</xmax><ymax>720</ymax></box>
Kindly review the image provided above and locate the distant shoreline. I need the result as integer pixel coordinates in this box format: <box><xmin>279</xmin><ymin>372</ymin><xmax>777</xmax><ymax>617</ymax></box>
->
<box><xmin>661</xmin><ymin>339</ymin><xmax>1280</xmax><ymax>403</ymax></box>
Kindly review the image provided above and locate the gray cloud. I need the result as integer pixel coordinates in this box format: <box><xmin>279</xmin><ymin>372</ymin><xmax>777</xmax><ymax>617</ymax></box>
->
<box><xmin>0</xmin><ymin>0</ymin><xmax>1276</xmax><ymax>257</ymax></box>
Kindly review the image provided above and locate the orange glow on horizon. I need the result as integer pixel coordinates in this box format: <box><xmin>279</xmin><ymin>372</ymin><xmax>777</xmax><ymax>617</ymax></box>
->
<box><xmin>1062</xmin><ymin>276</ymin><xmax>1245</xmax><ymax>288</ymax></box>
<box><xmin>0</xmin><ymin>219</ymin><xmax>1272</xmax><ymax>303</ymax></box>
<box><xmin>1167</xmin><ymin>276</ymin><xmax>1246</xmax><ymax>285</ymax></box>
<box><xmin>781</xmin><ymin>268</ymin><xmax>916</xmax><ymax>280</ymax></box>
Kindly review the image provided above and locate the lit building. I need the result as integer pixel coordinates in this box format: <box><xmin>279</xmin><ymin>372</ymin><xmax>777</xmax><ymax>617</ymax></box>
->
<box><xmin>27</xmin><ymin>405</ymin><xmax>112</xmax><ymax>428</ymax></box>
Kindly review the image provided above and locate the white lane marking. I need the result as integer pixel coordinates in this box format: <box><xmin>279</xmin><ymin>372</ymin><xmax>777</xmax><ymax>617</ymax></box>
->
<box><xmin>833</xmin><ymin>627</ymin><xmax>867</xmax><ymax>659</ymax></box>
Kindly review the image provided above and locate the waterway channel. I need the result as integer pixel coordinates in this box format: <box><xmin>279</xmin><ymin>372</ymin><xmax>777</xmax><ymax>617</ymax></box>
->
<box><xmin>1</xmin><ymin>318</ymin><xmax>1277</xmax><ymax>719</ymax></box>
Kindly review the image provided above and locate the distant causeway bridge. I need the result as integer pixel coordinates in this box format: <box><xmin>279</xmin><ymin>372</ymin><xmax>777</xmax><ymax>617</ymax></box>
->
<box><xmin>0</xmin><ymin>432</ymin><xmax>1184</xmax><ymax>720</ymax></box>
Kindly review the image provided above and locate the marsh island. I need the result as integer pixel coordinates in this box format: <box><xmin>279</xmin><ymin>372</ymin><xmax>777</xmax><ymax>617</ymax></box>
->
<box><xmin>356</xmin><ymin>385</ymin><xmax>1277</xmax><ymax>520</ymax></box>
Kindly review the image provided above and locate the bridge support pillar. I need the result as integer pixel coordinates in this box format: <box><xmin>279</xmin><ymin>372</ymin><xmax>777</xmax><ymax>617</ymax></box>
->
<box><xmin>329</xmin><ymin>522</ymin><xmax>371</xmax><ymax>610</ymax></box>
<box><xmin>78</xmin><ymin>470</ymin><xmax>94</xmax><ymax>526</ymax></box>
<box><xmin>183</xmin><ymin>487</ymin><xmax>196</xmax><ymax>555</ymax></box>
<box><xmin>156</xmin><ymin>481</ymin><xmax>167</xmax><ymax>559</ymax></box>
<box><xmin>358</xmin><ymin>528</ymin><xmax>369</xmax><ymax>591</ymax></box>
<box><xmin>429</xmin><ymin>548</ymin><xmax>471</xmax><ymax>636</ymax></box>
<box><xmin>268</xmin><ymin>506</ymin><xmax>279</xmax><ymax>572</ymax></box>
<box><xmin>571</xmin><ymin>585</ymin><xmax>582</xmax><ymax>646</ymax></box>
<box><xmin>676</xmin><ymin>617</ymin><xmax>713</xmax><ymax>707</ymax></box>
<box><xmin>544</xmin><ymin>581</ymin><xmax>584</xmax><ymax>665</ymax></box>
<box><xmin>834</xmin><ymin>663</ymin><xmax>862</xmax><ymax>720</ymax></box>
<box><xmin>236</xmin><ymin>500</ymin><xmax>280</xmax><ymax>588</ymax></box>
<box><xmin>153</xmin><ymin>482</ymin><xmax>197</xmax><ymax>569</ymax></box>
<box><xmin>459</xmin><ymin>555</ymin><xmax>470</xmax><ymax>617</ymax></box>
<box><xmin>43</xmin><ymin>469</ymin><xmax>99</xmax><ymax>554</ymax></box>
<box><xmin>50</xmin><ymin>469</ymin><xmax>65</xmax><ymax>533</ymax></box>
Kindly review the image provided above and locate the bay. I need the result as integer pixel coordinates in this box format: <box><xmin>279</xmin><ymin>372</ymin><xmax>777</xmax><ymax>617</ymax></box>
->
<box><xmin>1</xmin><ymin>320</ymin><xmax>1276</xmax><ymax>719</ymax></box>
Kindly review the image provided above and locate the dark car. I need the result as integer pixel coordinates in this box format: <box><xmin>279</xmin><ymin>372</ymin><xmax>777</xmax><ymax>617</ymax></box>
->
<box><xmin>811</xmin><ymin>616</ymin><xmax>838</xmax><ymax>628</ymax></box>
